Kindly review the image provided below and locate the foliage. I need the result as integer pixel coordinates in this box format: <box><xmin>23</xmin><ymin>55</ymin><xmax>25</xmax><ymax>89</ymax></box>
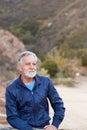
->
<box><xmin>9</xmin><ymin>19</ymin><xmax>40</xmax><ymax>45</ymax></box>
<box><xmin>37</xmin><ymin>68</ymin><xmax>50</xmax><ymax>77</ymax></box>
<box><xmin>0</xmin><ymin>0</ymin><xmax>87</xmax><ymax>54</ymax></box>
<box><xmin>41</xmin><ymin>59</ymin><xmax>58</xmax><ymax>78</ymax></box>
<box><xmin>47</xmin><ymin>50</ymin><xmax>79</xmax><ymax>79</ymax></box>
<box><xmin>81</xmin><ymin>51</ymin><xmax>87</xmax><ymax>66</ymax></box>
<box><xmin>22</xmin><ymin>19</ymin><xmax>40</xmax><ymax>36</ymax></box>
<box><xmin>32</xmin><ymin>49</ymin><xmax>46</xmax><ymax>62</ymax></box>
<box><xmin>58</xmin><ymin>42</ymin><xmax>70</xmax><ymax>58</ymax></box>
<box><xmin>55</xmin><ymin>56</ymin><xmax>69</xmax><ymax>71</ymax></box>
<box><xmin>61</xmin><ymin>67</ymin><xmax>75</xmax><ymax>78</ymax></box>
<box><xmin>76</xmin><ymin>48</ymin><xmax>87</xmax><ymax>57</ymax></box>
<box><xmin>66</xmin><ymin>25</ymin><xmax>87</xmax><ymax>49</ymax></box>
<box><xmin>20</xmin><ymin>31</ymin><xmax>35</xmax><ymax>45</ymax></box>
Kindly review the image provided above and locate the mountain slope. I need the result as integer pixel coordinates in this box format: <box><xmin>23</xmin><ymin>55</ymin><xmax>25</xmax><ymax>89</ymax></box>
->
<box><xmin>0</xmin><ymin>0</ymin><xmax>87</xmax><ymax>53</ymax></box>
<box><xmin>0</xmin><ymin>30</ymin><xmax>25</xmax><ymax>84</ymax></box>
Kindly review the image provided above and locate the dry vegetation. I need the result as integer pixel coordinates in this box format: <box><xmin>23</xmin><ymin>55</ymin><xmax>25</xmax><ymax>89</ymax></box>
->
<box><xmin>0</xmin><ymin>0</ymin><xmax>87</xmax><ymax>53</ymax></box>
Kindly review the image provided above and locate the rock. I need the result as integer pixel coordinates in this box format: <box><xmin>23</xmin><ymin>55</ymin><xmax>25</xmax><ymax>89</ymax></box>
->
<box><xmin>0</xmin><ymin>29</ymin><xmax>26</xmax><ymax>84</ymax></box>
<box><xmin>0</xmin><ymin>29</ymin><xmax>25</xmax><ymax>63</ymax></box>
<box><xmin>0</xmin><ymin>125</ymin><xmax>17</xmax><ymax>130</ymax></box>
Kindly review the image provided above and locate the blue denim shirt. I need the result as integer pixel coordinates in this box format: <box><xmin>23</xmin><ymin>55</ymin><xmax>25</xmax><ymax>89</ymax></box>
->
<box><xmin>6</xmin><ymin>74</ymin><xmax>65</xmax><ymax>130</ymax></box>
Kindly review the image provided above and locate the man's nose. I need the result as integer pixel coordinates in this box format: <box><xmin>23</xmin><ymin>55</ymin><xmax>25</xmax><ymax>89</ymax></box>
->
<box><xmin>30</xmin><ymin>64</ymin><xmax>34</xmax><ymax>68</ymax></box>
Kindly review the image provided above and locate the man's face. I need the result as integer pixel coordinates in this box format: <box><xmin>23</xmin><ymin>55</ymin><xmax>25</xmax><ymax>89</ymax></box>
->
<box><xmin>19</xmin><ymin>55</ymin><xmax>37</xmax><ymax>78</ymax></box>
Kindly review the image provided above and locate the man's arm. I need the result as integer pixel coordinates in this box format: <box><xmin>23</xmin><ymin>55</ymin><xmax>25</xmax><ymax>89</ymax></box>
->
<box><xmin>5</xmin><ymin>88</ymin><xmax>33</xmax><ymax>130</ymax></box>
<box><xmin>47</xmin><ymin>79</ymin><xmax>65</xmax><ymax>129</ymax></box>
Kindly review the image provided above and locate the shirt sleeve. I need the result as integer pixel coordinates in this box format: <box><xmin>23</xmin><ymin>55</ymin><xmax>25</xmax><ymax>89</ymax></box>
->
<box><xmin>47</xmin><ymin>78</ymin><xmax>65</xmax><ymax>128</ymax></box>
<box><xmin>5</xmin><ymin>87</ymin><xmax>33</xmax><ymax>130</ymax></box>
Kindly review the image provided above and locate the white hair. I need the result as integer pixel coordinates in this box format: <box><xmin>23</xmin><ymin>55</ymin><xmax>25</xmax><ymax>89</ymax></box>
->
<box><xmin>18</xmin><ymin>51</ymin><xmax>37</xmax><ymax>64</ymax></box>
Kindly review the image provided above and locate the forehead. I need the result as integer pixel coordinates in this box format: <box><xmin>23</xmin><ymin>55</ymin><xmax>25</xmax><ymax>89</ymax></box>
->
<box><xmin>22</xmin><ymin>55</ymin><xmax>36</xmax><ymax>62</ymax></box>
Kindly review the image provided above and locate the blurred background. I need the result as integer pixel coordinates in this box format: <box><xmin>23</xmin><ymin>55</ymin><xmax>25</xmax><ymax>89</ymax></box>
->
<box><xmin>0</xmin><ymin>0</ymin><xmax>87</xmax><ymax>130</ymax></box>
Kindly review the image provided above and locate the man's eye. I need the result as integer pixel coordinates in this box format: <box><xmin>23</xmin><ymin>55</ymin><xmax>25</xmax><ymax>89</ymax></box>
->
<box><xmin>33</xmin><ymin>63</ymin><xmax>36</xmax><ymax>66</ymax></box>
<box><xmin>25</xmin><ymin>63</ymin><xmax>36</xmax><ymax>66</ymax></box>
<box><xmin>26</xmin><ymin>63</ymin><xmax>30</xmax><ymax>65</ymax></box>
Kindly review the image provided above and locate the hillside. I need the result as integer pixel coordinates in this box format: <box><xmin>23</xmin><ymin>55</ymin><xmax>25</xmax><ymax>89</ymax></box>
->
<box><xmin>0</xmin><ymin>30</ymin><xmax>25</xmax><ymax>85</ymax></box>
<box><xmin>0</xmin><ymin>0</ymin><xmax>87</xmax><ymax>54</ymax></box>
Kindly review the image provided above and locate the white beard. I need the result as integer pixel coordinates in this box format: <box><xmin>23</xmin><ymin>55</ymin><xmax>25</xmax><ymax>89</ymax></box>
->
<box><xmin>24</xmin><ymin>71</ymin><xmax>36</xmax><ymax>78</ymax></box>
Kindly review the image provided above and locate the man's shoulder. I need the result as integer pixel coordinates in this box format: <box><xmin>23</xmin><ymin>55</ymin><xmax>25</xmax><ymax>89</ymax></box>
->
<box><xmin>6</xmin><ymin>77</ymin><xmax>19</xmax><ymax>90</ymax></box>
<box><xmin>36</xmin><ymin>74</ymin><xmax>51</xmax><ymax>83</ymax></box>
<box><xmin>36</xmin><ymin>74</ymin><xmax>50</xmax><ymax>80</ymax></box>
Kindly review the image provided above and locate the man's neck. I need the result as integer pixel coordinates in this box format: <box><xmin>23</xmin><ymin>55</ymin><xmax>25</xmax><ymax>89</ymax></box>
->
<box><xmin>21</xmin><ymin>75</ymin><xmax>34</xmax><ymax>84</ymax></box>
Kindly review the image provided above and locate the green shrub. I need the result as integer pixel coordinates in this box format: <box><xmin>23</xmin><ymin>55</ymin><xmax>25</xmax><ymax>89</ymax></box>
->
<box><xmin>41</xmin><ymin>59</ymin><xmax>58</xmax><ymax>78</ymax></box>
<box><xmin>37</xmin><ymin>68</ymin><xmax>50</xmax><ymax>77</ymax></box>
<box><xmin>59</xmin><ymin>42</ymin><xmax>70</xmax><ymax>58</ymax></box>
<box><xmin>9</xmin><ymin>18</ymin><xmax>40</xmax><ymax>45</ymax></box>
<box><xmin>81</xmin><ymin>53</ymin><xmax>87</xmax><ymax>66</ymax></box>
<box><xmin>76</xmin><ymin>49</ymin><xmax>86</xmax><ymax>58</ymax></box>
<box><xmin>20</xmin><ymin>31</ymin><xmax>35</xmax><ymax>45</ymax></box>
<box><xmin>22</xmin><ymin>18</ymin><xmax>40</xmax><ymax>36</ymax></box>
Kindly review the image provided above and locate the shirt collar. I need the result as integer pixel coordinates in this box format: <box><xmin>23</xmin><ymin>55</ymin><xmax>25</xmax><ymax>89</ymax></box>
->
<box><xmin>17</xmin><ymin>74</ymin><xmax>41</xmax><ymax>87</ymax></box>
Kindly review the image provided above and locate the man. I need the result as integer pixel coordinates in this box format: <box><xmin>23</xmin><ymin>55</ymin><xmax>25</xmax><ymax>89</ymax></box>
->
<box><xmin>6</xmin><ymin>51</ymin><xmax>65</xmax><ymax>130</ymax></box>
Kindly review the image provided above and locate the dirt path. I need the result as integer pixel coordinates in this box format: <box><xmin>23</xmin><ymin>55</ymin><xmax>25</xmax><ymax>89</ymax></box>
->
<box><xmin>54</xmin><ymin>76</ymin><xmax>87</xmax><ymax>130</ymax></box>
